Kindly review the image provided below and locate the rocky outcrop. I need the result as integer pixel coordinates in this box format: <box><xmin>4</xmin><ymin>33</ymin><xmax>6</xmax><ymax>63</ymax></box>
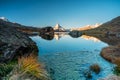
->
<box><xmin>39</xmin><ymin>27</ymin><xmax>54</xmax><ymax>40</ymax></box>
<box><xmin>69</xmin><ymin>31</ymin><xmax>82</xmax><ymax>38</ymax></box>
<box><xmin>39</xmin><ymin>26</ymin><xmax>54</xmax><ymax>35</ymax></box>
<box><xmin>101</xmin><ymin>45</ymin><xmax>120</xmax><ymax>63</ymax></box>
<box><xmin>0</xmin><ymin>24</ymin><xmax>38</xmax><ymax>62</ymax></box>
<box><xmin>79</xmin><ymin>16</ymin><xmax>120</xmax><ymax>65</ymax></box>
<box><xmin>82</xmin><ymin>16</ymin><xmax>120</xmax><ymax>35</ymax></box>
<box><xmin>0</xmin><ymin>19</ymin><xmax>55</xmax><ymax>62</ymax></box>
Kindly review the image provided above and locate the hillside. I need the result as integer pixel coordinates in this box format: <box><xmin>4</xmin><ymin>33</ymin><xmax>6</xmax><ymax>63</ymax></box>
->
<box><xmin>0</xmin><ymin>19</ymin><xmax>54</xmax><ymax>62</ymax></box>
<box><xmin>0</xmin><ymin>21</ymin><xmax>38</xmax><ymax>62</ymax></box>
<box><xmin>82</xmin><ymin>16</ymin><xmax>120</xmax><ymax>35</ymax></box>
<box><xmin>71</xmin><ymin>23</ymin><xmax>101</xmax><ymax>31</ymax></box>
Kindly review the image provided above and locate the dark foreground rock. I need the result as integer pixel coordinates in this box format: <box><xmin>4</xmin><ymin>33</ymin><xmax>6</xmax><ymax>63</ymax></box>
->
<box><xmin>0</xmin><ymin>18</ymin><xmax>55</xmax><ymax>62</ymax></box>
<box><xmin>0</xmin><ymin>24</ymin><xmax>38</xmax><ymax>62</ymax></box>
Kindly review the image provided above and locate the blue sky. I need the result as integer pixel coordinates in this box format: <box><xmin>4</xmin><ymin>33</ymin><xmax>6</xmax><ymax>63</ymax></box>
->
<box><xmin>0</xmin><ymin>0</ymin><xmax>120</xmax><ymax>28</ymax></box>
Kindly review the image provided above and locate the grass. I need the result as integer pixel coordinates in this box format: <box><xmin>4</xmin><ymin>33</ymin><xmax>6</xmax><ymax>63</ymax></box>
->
<box><xmin>9</xmin><ymin>54</ymin><xmax>49</xmax><ymax>80</ymax></box>
<box><xmin>90</xmin><ymin>64</ymin><xmax>101</xmax><ymax>74</ymax></box>
<box><xmin>0</xmin><ymin>60</ymin><xmax>17</xmax><ymax>78</ymax></box>
<box><xmin>113</xmin><ymin>58</ymin><xmax>120</xmax><ymax>76</ymax></box>
<box><xmin>114</xmin><ymin>58</ymin><xmax>120</xmax><ymax>66</ymax></box>
<box><xmin>114</xmin><ymin>66</ymin><xmax>120</xmax><ymax>76</ymax></box>
<box><xmin>0</xmin><ymin>63</ymin><xmax>14</xmax><ymax>77</ymax></box>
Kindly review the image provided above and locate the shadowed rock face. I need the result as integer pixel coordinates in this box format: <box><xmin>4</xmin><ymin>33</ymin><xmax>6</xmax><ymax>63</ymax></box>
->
<box><xmin>39</xmin><ymin>27</ymin><xmax>54</xmax><ymax>35</ymax></box>
<box><xmin>39</xmin><ymin>27</ymin><xmax>54</xmax><ymax>40</ymax></box>
<box><xmin>0</xmin><ymin>19</ymin><xmax>55</xmax><ymax>62</ymax></box>
<box><xmin>69</xmin><ymin>31</ymin><xmax>82</xmax><ymax>38</ymax></box>
<box><xmin>0</xmin><ymin>25</ymin><xmax>38</xmax><ymax>62</ymax></box>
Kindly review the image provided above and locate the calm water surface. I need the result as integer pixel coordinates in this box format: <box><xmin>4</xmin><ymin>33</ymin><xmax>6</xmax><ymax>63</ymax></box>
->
<box><xmin>30</xmin><ymin>33</ymin><xmax>114</xmax><ymax>80</ymax></box>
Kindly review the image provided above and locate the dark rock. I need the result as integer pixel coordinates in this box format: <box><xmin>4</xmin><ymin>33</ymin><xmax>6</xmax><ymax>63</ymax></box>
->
<box><xmin>84</xmin><ymin>70</ymin><xmax>92</xmax><ymax>79</ymax></box>
<box><xmin>0</xmin><ymin>19</ymin><xmax>55</xmax><ymax>62</ymax></box>
<box><xmin>39</xmin><ymin>27</ymin><xmax>54</xmax><ymax>40</ymax></box>
<box><xmin>40</xmin><ymin>34</ymin><xmax>54</xmax><ymax>40</ymax></box>
<box><xmin>39</xmin><ymin>26</ymin><xmax>54</xmax><ymax>35</ymax></box>
<box><xmin>69</xmin><ymin>31</ymin><xmax>82</xmax><ymax>38</ymax></box>
<box><xmin>0</xmin><ymin>24</ymin><xmax>38</xmax><ymax>62</ymax></box>
<box><xmin>50</xmin><ymin>68</ymin><xmax>55</xmax><ymax>74</ymax></box>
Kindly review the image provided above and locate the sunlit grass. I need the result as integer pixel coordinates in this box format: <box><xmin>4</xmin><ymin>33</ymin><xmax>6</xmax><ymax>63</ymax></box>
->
<box><xmin>114</xmin><ymin>58</ymin><xmax>120</xmax><ymax>66</ymax></box>
<box><xmin>18</xmin><ymin>54</ymin><xmax>49</xmax><ymax>79</ymax></box>
<box><xmin>9</xmin><ymin>54</ymin><xmax>50</xmax><ymax>80</ymax></box>
<box><xmin>113</xmin><ymin>58</ymin><xmax>120</xmax><ymax>76</ymax></box>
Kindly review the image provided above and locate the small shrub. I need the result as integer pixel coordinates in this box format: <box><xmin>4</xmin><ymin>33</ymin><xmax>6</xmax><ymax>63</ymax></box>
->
<box><xmin>90</xmin><ymin>64</ymin><xmax>101</xmax><ymax>74</ymax></box>
<box><xmin>113</xmin><ymin>58</ymin><xmax>120</xmax><ymax>76</ymax></box>
<box><xmin>114</xmin><ymin>66</ymin><xmax>120</xmax><ymax>76</ymax></box>
<box><xmin>0</xmin><ymin>63</ymin><xmax>15</xmax><ymax>77</ymax></box>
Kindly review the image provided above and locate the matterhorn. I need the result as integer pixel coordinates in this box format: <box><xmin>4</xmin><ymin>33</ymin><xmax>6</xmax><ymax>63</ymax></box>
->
<box><xmin>0</xmin><ymin>17</ymin><xmax>9</xmax><ymax>22</ymax></box>
<box><xmin>54</xmin><ymin>24</ymin><xmax>66</xmax><ymax>32</ymax></box>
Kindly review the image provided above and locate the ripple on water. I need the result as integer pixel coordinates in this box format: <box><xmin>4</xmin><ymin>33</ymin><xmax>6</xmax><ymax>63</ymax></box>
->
<box><xmin>40</xmin><ymin>51</ymin><xmax>114</xmax><ymax>80</ymax></box>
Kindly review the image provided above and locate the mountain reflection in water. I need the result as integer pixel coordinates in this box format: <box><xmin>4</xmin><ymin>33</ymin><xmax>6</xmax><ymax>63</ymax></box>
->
<box><xmin>81</xmin><ymin>35</ymin><xmax>100</xmax><ymax>42</ymax></box>
<box><xmin>30</xmin><ymin>32</ymin><xmax>114</xmax><ymax>80</ymax></box>
<box><xmin>38</xmin><ymin>32</ymin><xmax>100</xmax><ymax>42</ymax></box>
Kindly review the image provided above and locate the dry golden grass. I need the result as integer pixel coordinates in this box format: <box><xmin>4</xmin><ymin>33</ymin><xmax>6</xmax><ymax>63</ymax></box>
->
<box><xmin>17</xmin><ymin>54</ymin><xmax>49</xmax><ymax>80</ymax></box>
<box><xmin>114</xmin><ymin>58</ymin><xmax>120</xmax><ymax>67</ymax></box>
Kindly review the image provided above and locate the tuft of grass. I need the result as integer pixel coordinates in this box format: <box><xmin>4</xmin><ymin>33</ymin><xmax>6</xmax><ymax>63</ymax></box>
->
<box><xmin>10</xmin><ymin>55</ymin><xmax>49</xmax><ymax>80</ymax></box>
<box><xmin>0</xmin><ymin>63</ymin><xmax>15</xmax><ymax>77</ymax></box>
<box><xmin>17</xmin><ymin>54</ymin><xmax>49</xmax><ymax>80</ymax></box>
<box><xmin>114</xmin><ymin>66</ymin><xmax>120</xmax><ymax>76</ymax></box>
<box><xmin>114</xmin><ymin>58</ymin><xmax>120</xmax><ymax>66</ymax></box>
<box><xmin>90</xmin><ymin>64</ymin><xmax>101</xmax><ymax>74</ymax></box>
<box><xmin>0</xmin><ymin>60</ymin><xmax>17</xmax><ymax>78</ymax></box>
<box><xmin>113</xmin><ymin>58</ymin><xmax>120</xmax><ymax>76</ymax></box>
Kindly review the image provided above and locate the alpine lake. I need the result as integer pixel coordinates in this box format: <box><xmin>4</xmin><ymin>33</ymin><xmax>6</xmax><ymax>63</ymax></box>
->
<box><xmin>30</xmin><ymin>32</ymin><xmax>114</xmax><ymax>80</ymax></box>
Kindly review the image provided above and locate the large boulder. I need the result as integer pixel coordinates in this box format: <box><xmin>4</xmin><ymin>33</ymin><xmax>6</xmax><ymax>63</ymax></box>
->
<box><xmin>0</xmin><ymin>25</ymin><xmax>38</xmax><ymax>62</ymax></box>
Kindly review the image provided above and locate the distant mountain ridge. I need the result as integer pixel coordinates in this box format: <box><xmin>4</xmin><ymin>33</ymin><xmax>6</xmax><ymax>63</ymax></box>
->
<box><xmin>0</xmin><ymin>17</ymin><xmax>9</xmax><ymax>22</ymax></box>
<box><xmin>97</xmin><ymin>16</ymin><xmax>120</xmax><ymax>32</ymax></box>
<box><xmin>82</xmin><ymin>16</ymin><xmax>120</xmax><ymax>34</ymax></box>
<box><xmin>0</xmin><ymin>17</ymin><xmax>38</xmax><ymax>62</ymax></box>
<box><xmin>71</xmin><ymin>23</ymin><xmax>101</xmax><ymax>31</ymax></box>
<box><xmin>0</xmin><ymin>17</ymin><xmax>54</xmax><ymax>62</ymax></box>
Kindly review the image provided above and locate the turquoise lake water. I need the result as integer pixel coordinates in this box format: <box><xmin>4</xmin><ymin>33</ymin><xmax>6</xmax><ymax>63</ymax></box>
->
<box><xmin>30</xmin><ymin>33</ymin><xmax>114</xmax><ymax>80</ymax></box>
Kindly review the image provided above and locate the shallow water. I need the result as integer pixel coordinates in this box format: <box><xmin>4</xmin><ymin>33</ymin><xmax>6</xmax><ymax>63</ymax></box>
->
<box><xmin>30</xmin><ymin>33</ymin><xmax>114</xmax><ymax>80</ymax></box>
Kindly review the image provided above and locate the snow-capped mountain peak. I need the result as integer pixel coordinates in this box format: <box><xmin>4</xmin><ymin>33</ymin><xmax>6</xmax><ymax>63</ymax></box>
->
<box><xmin>0</xmin><ymin>17</ymin><xmax>9</xmax><ymax>22</ymax></box>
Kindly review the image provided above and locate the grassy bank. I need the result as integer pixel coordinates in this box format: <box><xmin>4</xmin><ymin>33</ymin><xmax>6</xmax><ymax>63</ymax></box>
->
<box><xmin>0</xmin><ymin>54</ymin><xmax>50</xmax><ymax>80</ymax></box>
